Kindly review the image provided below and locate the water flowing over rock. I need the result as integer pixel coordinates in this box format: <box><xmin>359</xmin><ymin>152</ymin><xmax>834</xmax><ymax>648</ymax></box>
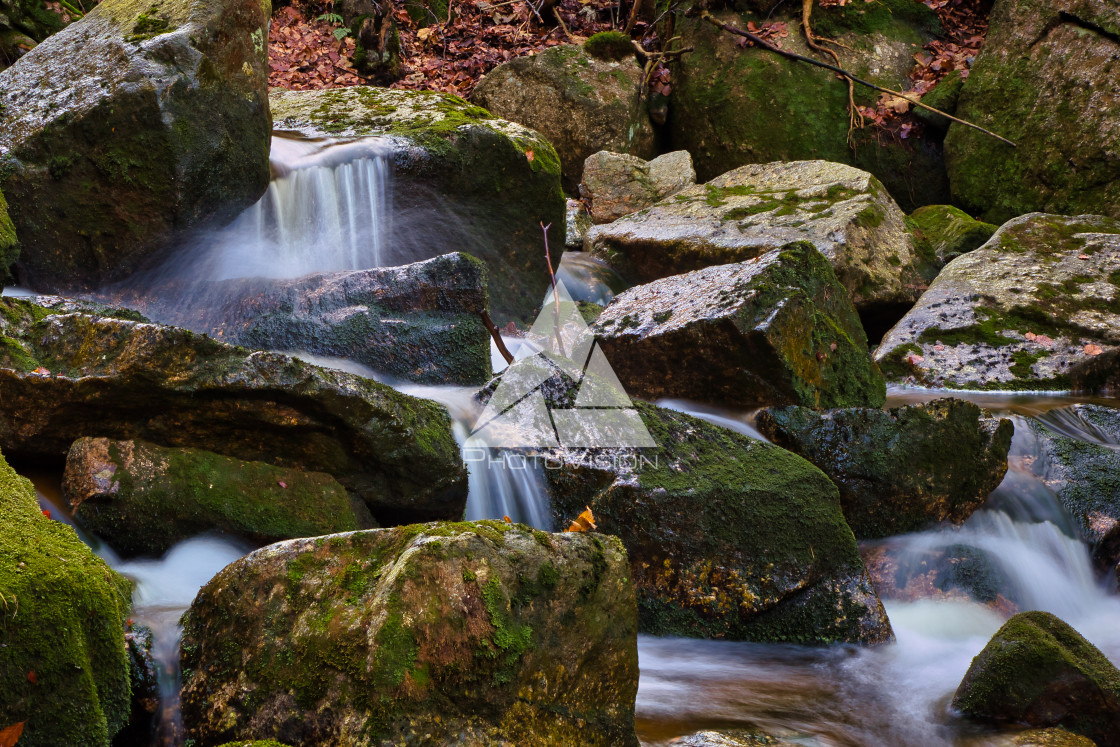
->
<box><xmin>905</xmin><ymin>204</ymin><xmax>998</xmax><ymax>283</ymax></box>
<box><xmin>667</xmin><ymin>2</ymin><xmax>949</xmax><ymax>211</ymax></box>
<box><xmin>579</xmin><ymin>150</ymin><xmax>696</xmax><ymax>224</ymax></box>
<box><xmin>587</xmin><ymin>161</ymin><xmax>922</xmax><ymax>310</ymax></box>
<box><xmin>0</xmin><ymin>448</ymin><xmax>133</xmax><ymax>747</ymax></box>
<box><xmin>63</xmin><ymin>437</ymin><xmax>376</xmax><ymax>557</ymax></box>
<box><xmin>0</xmin><ymin>0</ymin><xmax>272</xmax><ymax>291</ymax></box>
<box><xmin>875</xmin><ymin>214</ymin><xmax>1120</xmax><ymax>392</ymax></box>
<box><xmin>179</xmin><ymin>521</ymin><xmax>640</xmax><ymax>746</ymax></box>
<box><xmin>758</xmin><ymin>398</ymin><xmax>1013</xmax><ymax>539</ymax></box>
<box><xmin>476</xmin><ymin>357</ymin><xmax>892</xmax><ymax>645</ymax></box>
<box><xmin>268</xmin><ymin>86</ymin><xmax>564</xmax><ymax>322</ymax></box>
<box><xmin>472</xmin><ymin>42</ymin><xmax>655</xmax><ymax>193</ymax></box>
<box><xmin>944</xmin><ymin>0</ymin><xmax>1120</xmax><ymax>222</ymax></box>
<box><xmin>0</xmin><ymin>296</ymin><xmax>467</xmax><ymax>523</ymax></box>
<box><xmin>592</xmin><ymin>241</ymin><xmax>886</xmax><ymax>409</ymax></box>
<box><xmin>1023</xmin><ymin>406</ymin><xmax>1120</xmax><ymax>568</ymax></box>
<box><xmin>125</xmin><ymin>252</ymin><xmax>493</xmax><ymax>386</ymax></box>
<box><xmin>952</xmin><ymin>611</ymin><xmax>1120</xmax><ymax>746</ymax></box>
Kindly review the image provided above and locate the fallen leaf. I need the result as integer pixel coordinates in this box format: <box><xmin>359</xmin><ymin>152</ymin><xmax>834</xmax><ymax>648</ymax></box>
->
<box><xmin>905</xmin><ymin>353</ymin><xmax>925</xmax><ymax>365</ymax></box>
<box><xmin>525</xmin><ymin>149</ymin><xmax>534</xmax><ymax>162</ymax></box>
<box><xmin>0</xmin><ymin>722</ymin><xmax>25</xmax><ymax>747</ymax></box>
<box><xmin>502</xmin><ymin>515</ymin><xmax>512</xmax><ymax>523</ymax></box>
<box><xmin>41</xmin><ymin>509</ymin><xmax>50</xmax><ymax>519</ymax></box>
<box><xmin>26</xmin><ymin>670</ymin><xmax>36</xmax><ymax>685</ymax></box>
<box><xmin>1078</xmin><ymin>254</ymin><xmax>1091</xmax><ymax>260</ymax></box>
<box><xmin>565</xmin><ymin>506</ymin><xmax>596</xmax><ymax>532</ymax></box>
<box><xmin>277</xmin><ymin>481</ymin><xmax>287</xmax><ymax>488</ymax></box>
<box><xmin>1084</xmin><ymin>344</ymin><xmax>1104</xmax><ymax>356</ymax></box>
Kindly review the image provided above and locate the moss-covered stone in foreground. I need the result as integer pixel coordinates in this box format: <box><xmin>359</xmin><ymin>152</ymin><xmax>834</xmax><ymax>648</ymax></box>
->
<box><xmin>64</xmin><ymin>437</ymin><xmax>376</xmax><ymax>556</ymax></box>
<box><xmin>952</xmin><ymin>611</ymin><xmax>1120</xmax><ymax>745</ymax></box>
<box><xmin>180</xmin><ymin>522</ymin><xmax>639</xmax><ymax>746</ymax></box>
<box><xmin>0</xmin><ymin>448</ymin><xmax>133</xmax><ymax>747</ymax></box>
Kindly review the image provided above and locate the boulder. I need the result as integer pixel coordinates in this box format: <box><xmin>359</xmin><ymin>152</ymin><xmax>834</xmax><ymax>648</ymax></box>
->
<box><xmin>180</xmin><ymin>521</ymin><xmax>639</xmax><ymax>746</ymax></box>
<box><xmin>125</xmin><ymin>252</ymin><xmax>493</xmax><ymax>386</ymax></box>
<box><xmin>757</xmin><ymin>398</ymin><xmax>1013</xmax><ymax>538</ymax></box>
<box><xmin>0</xmin><ymin>186</ymin><xmax>14</xmax><ymax>286</ymax></box>
<box><xmin>667</xmin><ymin>1</ymin><xmax>950</xmax><ymax>211</ymax></box>
<box><xmin>862</xmin><ymin>542</ymin><xmax>1015</xmax><ymax>611</ymax></box>
<box><xmin>0</xmin><ymin>296</ymin><xmax>466</xmax><ymax>523</ymax></box>
<box><xmin>670</xmin><ymin>729</ymin><xmax>801</xmax><ymax>746</ymax></box>
<box><xmin>63</xmin><ymin>437</ymin><xmax>376</xmax><ymax>557</ymax></box>
<box><xmin>269</xmin><ymin>87</ymin><xmax>563</xmax><ymax>322</ymax></box>
<box><xmin>952</xmin><ymin>611</ymin><xmax>1120</xmax><ymax>746</ymax></box>
<box><xmin>586</xmin><ymin>160</ymin><xmax>923</xmax><ymax>310</ymax></box>
<box><xmin>905</xmin><ymin>204</ymin><xmax>998</xmax><ymax>283</ymax></box>
<box><xmin>944</xmin><ymin>0</ymin><xmax>1120</xmax><ymax>222</ymax></box>
<box><xmin>592</xmin><ymin>241</ymin><xmax>886</xmax><ymax>409</ymax></box>
<box><xmin>1013</xmin><ymin>729</ymin><xmax>1099</xmax><ymax>747</ymax></box>
<box><xmin>0</xmin><ymin>0</ymin><xmax>67</xmax><ymax>70</ymax></box>
<box><xmin>579</xmin><ymin>150</ymin><xmax>696</xmax><ymax>224</ymax></box>
<box><xmin>472</xmin><ymin>42</ymin><xmax>655</xmax><ymax>193</ymax></box>
<box><xmin>0</xmin><ymin>0</ymin><xmax>272</xmax><ymax>291</ymax></box>
<box><xmin>1023</xmin><ymin>406</ymin><xmax>1120</xmax><ymax>567</ymax></box>
<box><xmin>0</xmin><ymin>448</ymin><xmax>133</xmax><ymax>747</ymax></box>
<box><xmin>876</xmin><ymin>214</ymin><xmax>1120</xmax><ymax>391</ymax></box>
<box><xmin>115</xmin><ymin>623</ymin><xmax>160</xmax><ymax>747</ymax></box>
<box><xmin>475</xmin><ymin>355</ymin><xmax>892</xmax><ymax>644</ymax></box>
<box><xmin>565</xmin><ymin>198</ymin><xmax>593</xmax><ymax>249</ymax></box>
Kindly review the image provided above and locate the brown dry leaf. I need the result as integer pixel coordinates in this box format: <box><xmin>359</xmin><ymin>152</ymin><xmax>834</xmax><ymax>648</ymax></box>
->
<box><xmin>565</xmin><ymin>506</ymin><xmax>596</xmax><ymax>532</ymax></box>
<box><xmin>905</xmin><ymin>353</ymin><xmax>925</xmax><ymax>365</ymax></box>
<box><xmin>1084</xmin><ymin>344</ymin><xmax>1104</xmax><ymax>356</ymax></box>
<box><xmin>1078</xmin><ymin>254</ymin><xmax>1091</xmax><ymax>260</ymax></box>
<box><xmin>0</xmin><ymin>722</ymin><xmax>24</xmax><ymax>747</ymax></box>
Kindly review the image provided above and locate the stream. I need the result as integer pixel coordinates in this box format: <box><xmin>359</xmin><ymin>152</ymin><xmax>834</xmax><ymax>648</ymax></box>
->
<box><xmin>8</xmin><ymin>135</ymin><xmax>1120</xmax><ymax>746</ymax></box>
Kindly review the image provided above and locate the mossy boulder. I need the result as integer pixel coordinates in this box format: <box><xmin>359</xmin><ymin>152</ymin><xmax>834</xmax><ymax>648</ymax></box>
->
<box><xmin>668</xmin><ymin>2</ymin><xmax>948</xmax><ymax>211</ymax></box>
<box><xmin>126</xmin><ymin>252</ymin><xmax>493</xmax><ymax>386</ymax></box>
<box><xmin>672</xmin><ymin>729</ymin><xmax>802</xmax><ymax>746</ymax></box>
<box><xmin>0</xmin><ymin>448</ymin><xmax>133</xmax><ymax>746</ymax></box>
<box><xmin>1013</xmin><ymin>729</ymin><xmax>1098</xmax><ymax>747</ymax></box>
<box><xmin>592</xmin><ymin>241</ymin><xmax>886</xmax><ymax>409</ymax></box>
<box><xmin>952</xmin><ymin>611</ymin><xmax>1120</xmax><ymax>746</ymax></box>
<box><xmin>472</xmin><ymin>43</ymin><xmax>655</xmax><ymax>193</ymax></box>
<box><xmin>269</xmin><ymin>87</ymin><xmax>563</xmax><ymax>322</ymax></box>
<box><xmin>1022</xmin><ymin>406</ymin><xmax>1120</xmax><ymax>568</ymax></box>
<box><xmin>587</xmin><ymin>160</ymin><xmax>923</xmax><ymax>310</ymax></box>
<box><xmin>944</xmin><ymin>0</ymin><xmax>1120</xmax><ymax>222</ymax></box>
<box><xmin>0</xmin><ymin>186</ymin><xmax>15</xmax><ymax>287</ymax></box>
<box><xmin>579</xmin><ymin>150</ymin><xmax>696</xmax><ymax>224</ymax></box>
<box><xmin>875</xmin><ymin>214</ymin><xmax>1120</xmax><ymax>391</ymax></box>
<box><xmin>179</xmin><ymin>521</ymin><xmax>639</xmax><ymax>746</ymax></box>
<box><xmin>0</xmin><ymin>296</ymin><xmax>466</xmax><ymax>523</ymax></box>
<box><xmin>0</xmin><ymin>0</ymin><xmax>272</xmax><ymax>291</ymax></box>
<box><xmin>63</xmin><ymin>437</ymin><xmax>376</xmax><ymax>556</ymax></box>
<box><xmin>0</xmin><ymin>0</ymin><xmax>69</xmax><ymax>70</ymax></box>
<box><xmin>906</xmin><ymin>204</ymin><xmax>998</xmax><ymax>283</ymax></box>
<box><xmin>758</xmin><ymin>398</ymin><xmax>1012</xmax><ymax>538</ymax></box>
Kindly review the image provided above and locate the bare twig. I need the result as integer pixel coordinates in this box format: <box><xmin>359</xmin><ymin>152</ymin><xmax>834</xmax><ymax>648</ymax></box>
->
<box><xmin>541</xmin><ymin>220</ymin><xmax>566</xmax><ymax>358</ymax></box>
<box><xmin>480</xmin><ymin>310</ymin><xmax>515</xmax><ymax>365</ymax></box>
<box><xmin>699</xmin><ymin>10</ymin><xmax>1016</xmax><ymax>147</ymax></box>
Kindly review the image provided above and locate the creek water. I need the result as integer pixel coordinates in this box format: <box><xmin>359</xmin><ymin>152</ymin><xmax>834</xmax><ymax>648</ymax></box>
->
<box><xmin>10</xmin><ymin>135</ymin><xmax>1120</xmax><ymax>746</ymax></box>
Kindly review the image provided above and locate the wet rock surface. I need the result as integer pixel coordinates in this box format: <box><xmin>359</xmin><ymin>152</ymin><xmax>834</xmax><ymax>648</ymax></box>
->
<box><xmin>0</xmin><ymin>0</ymin><xmax>272</xmax><ymax>290</ymax></box>
<box><xmin>269</xmin><ymin>86</ymin><xmax>564</xmax><ymax>322</ymax></box>
<box><xmin>876</xmin><ymin>214</ymin><xmax>1120</xmax><ymax>392</ymax></box>
<box><xmin>472</xmin><ymin>42</ymin><xmax>655</xmax><ymax>193</ymax></box>
<box><xmin>587</xmin><ymin>160</ymin><xmax>922</xmax><ymax>309</ymax></box>
<box><xmin>953</xmin><ymin>611</ymin><xmax>1120</xmax><ymax>746</ymax></box>
<box><xmin>758</xmin><ymin>398</ymin><xmax>1013</xmax><ymax>538</ymax></box>
<box><xmin>64</xmin><ymin>437</ymin><xmax>375</xmax><ymax>557</ymax></box>
<box><xmin>592</xmin><ymin>241</ymin><xmax>886</xmax><ymax>409</ymax></box>
<box><xmin>0</xmin><ymin>296</ymin><xmax>467</xmax><ymax>523</ymax></box>
<box><xmin>579</xmin><ymin>150</ymin><xmax>696</xmax><ymax>224</ymax></box>
<box><xmin>180</xmin><ymin>521</ymin><xmax>639</xmax><ymax>746</ymax></box>
<box><xmin>905</xmin><ymin>204</ymin><xmax>998</xmax><ymax>284</ymax></box>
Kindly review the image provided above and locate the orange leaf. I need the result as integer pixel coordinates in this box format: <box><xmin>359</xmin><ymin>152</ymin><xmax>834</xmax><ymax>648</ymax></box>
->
<box><xmin>565</xmin><ymin>506</ymin><xmax>596</xmax><ymax>532</ymax></box>
<box><xmin>1078</xmin><ymin>254</ymin><xmax>1091</xmax><ymax>260</ymax></box>
<box><xmin>0</xmin><ymin>722</ymin><xmax>25</xmax><ymax>747</ymax></box>
<box><xmin>525</xmin><ymin>149</ymin><xmax>534</xmax><ymax>162</ymax></box>
<box><xmin>26</xmin><ymin>670</ymin><xmax>36</xmax><ymax>685</ymax></box>
<box><xmin>905</xmin><ymin>353</ymin><xmax>925</xmax><ymax>365</ymax></box>
<box><xmin>502</xmin><ymin>515</ymin><xmax>512</xmax><ymax>523</ymax></box>
<box><xmin>1084</xmin><ymin>343</ymin><xmax>1104</xmax><ymax>356</ymax></box>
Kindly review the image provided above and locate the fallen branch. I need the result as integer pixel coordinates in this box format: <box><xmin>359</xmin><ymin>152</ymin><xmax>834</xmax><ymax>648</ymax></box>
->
<box><xmin>699</xmin><ymin>10</ymin><xmax>1016</xmax><ymax>147</ymax></box>
<box><xmin>541</xmin><ymin>220</ymin><xmax>566</xmax><ymax>358</ymax></box>
<box><xmin>480</xmin><ymin>310</ymin><xmax>515</xmax><ymax>365</ymax></box>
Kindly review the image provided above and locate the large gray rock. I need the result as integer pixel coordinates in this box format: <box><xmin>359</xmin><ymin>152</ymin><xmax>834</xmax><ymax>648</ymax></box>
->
<box><xmin>944</xmin><ymin>0</ymin><xmax>1120</xmax><ymax>222</ymax></box>
<box><xmin>758</xmin><ymin>398</ymin><xmax>1013</xmax><ymax>539</ymax></box>
<box><xmin>587</xmin><ymin>160</ymin><xmax>922</xmax><ymax>310</ymax></box>
<box><xmin>592</xmin><ymin>241</ymin><xmax>886</xmax><ymax>409</ymax></box>
<box><xmin>472</xmin><ymin>43</ymin><xmax>655</xmax><ymax>193</ymax></box>
<box><xmin>0</xmin><ymin>296</ymin><xmax>467</xmax><ymax>523</ymax></box>
<box><xmin>876</xmin><ymin>214</ymin><xmax>1120</xmax><ymax>391</ymax></box>
<box><xmin>269</xmin><ymin>87</ymin><xmax>563</xmax><ymax>322</ymax></box>
<box><xmin>180</xmin><ymin>522</ymin><xmax>640</xmax><ymax>746</ymax></box>
<box><xmin>952</xmin><ymin>611</ymin><xmax>1120</xmax><ymax>746</ymax></box>
<box><xmin>64</xmin><ymin>437</ymin><xmax>376</xmax><ymax>556</ymax></box>
<box><xmin>0</xmin><ymin>0</ymin><xmax>272</xmax><ymax>291</ymax></box>
<box><xmin>125</xmin><ymin>252</ymin><xmax>493</xmax><ymax>386</ymax></box>
<box><xmin>579</xmin><ymin>150</ymin><xmax>696</xmax><ymax>224</ymax></box>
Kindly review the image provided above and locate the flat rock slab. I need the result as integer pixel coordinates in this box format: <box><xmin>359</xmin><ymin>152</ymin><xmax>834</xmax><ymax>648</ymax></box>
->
<box><xmin>587</xmin><ymin>160</ymin><xmax>921</xmax><ymax>309</ymax></box>
<box><xmin>0</xmin><ymin>296</ymin><xmax>466</xmax><ymax>523</ymax></box>
<box><xmin>876</xmin><ymin>214</ymin><xmax>1120</xmax><ymax>392</ymax></box>
<box><xmin>592</xmin><ymin>241</ymin><xmax>886</xmax><ymax>409</ymax></box>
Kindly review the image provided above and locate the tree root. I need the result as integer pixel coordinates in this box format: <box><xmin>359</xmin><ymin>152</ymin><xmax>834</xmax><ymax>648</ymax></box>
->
<box><xmin>801</xmin><ymin>0</ymin><xmax>863</xmax><ymax>140</ymax></box>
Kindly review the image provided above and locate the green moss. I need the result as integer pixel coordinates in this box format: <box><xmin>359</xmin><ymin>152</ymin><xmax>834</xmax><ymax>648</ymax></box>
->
<box><xmin>0</xmin><ymin>187</ymin><xmax>16</xmax><ymax>284</ymax></box>
<box><xmin>583</xmin><ymin>30</ymin><xmax>634</xmax><ymax>60</ymax></box>
<box><xmin>479</xmin><ymin>576</ymin><xmax>534</xmax><ymax>684</ymax></box>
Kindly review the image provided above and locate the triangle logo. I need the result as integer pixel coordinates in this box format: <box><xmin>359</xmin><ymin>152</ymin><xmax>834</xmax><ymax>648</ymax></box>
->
<box><xmin>471</xmin><ymin>279</ymin><xmax>656</xmax><ymax>449</ymax></box>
